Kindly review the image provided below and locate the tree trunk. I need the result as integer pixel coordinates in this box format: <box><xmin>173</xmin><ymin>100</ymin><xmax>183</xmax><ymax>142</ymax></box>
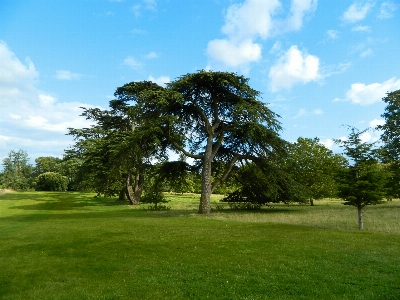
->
<box><xmin>118</xmin><ymin>187</ymin><xmax>126</xmax><ymax>201</ymax></box>
<box><xmin>198</xmin><ymin>138</ymin><xmax>213</xmax><ymax>214</ymax></box>
<box><xmin>126</xmin><ymin>170</ymin><xmax>140</xmax><ymax>205</ymax></box>
<box><xmin>357</xmin><ymin>206</ymin><xmax>363</xmax><ymax>230</ymax></box>
<box><xmin>134</xmin><ymin>173</ymin><xmax>144</xmax><ymax>202</ymax></box>
<box><xmin>310</xmin><ymin>198</ymin><xmax>314</xmax><ymax>206</ymax></box>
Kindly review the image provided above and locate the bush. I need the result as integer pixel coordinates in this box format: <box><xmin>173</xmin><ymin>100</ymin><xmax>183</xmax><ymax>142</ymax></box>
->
<box><xmin>140</xmin><ymin>187</ymin><xmax>171</xmax><ymax>210</ymax></box>
<box><xmin>36</xmin><ymin>172</ymin><xmax>69</xmax><ymax>191</ymax></box>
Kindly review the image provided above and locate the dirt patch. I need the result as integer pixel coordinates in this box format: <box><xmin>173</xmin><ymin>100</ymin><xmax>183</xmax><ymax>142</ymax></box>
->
<box><xmin>0</xmin><ymin>189</ymin><xmax>12</xmax><ymax>196</ymax></box>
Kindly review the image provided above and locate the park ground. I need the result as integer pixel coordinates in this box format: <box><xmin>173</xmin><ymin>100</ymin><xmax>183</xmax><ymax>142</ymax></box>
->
<box><xmin>1</xmin><ymin>191</ymin><xmax>400</xmax><ymax>299</ymax></box>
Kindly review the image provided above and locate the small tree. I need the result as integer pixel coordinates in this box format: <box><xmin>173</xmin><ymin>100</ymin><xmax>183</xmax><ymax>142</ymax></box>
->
<box><xmin>335</xmin><ymin>128</ymin><xmax>389</xmax><ymax>230</ymax></box>
<box><xmin>1</xmin><ymin>150</ymin><xmax>33</xmax><ymax>190</ymax></box>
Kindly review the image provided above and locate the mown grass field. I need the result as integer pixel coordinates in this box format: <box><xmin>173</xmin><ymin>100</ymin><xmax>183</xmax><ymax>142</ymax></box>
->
<box><xmin>1</xmin><ymin>191</ymin><xmax>400</xmax><ymax>299</ymax></box>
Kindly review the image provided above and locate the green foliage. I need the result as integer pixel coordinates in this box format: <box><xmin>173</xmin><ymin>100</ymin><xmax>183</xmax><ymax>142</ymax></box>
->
<box><xmin>140</xmin><ymin>185</ymin><xmax>170</xmax><ymax>211</ymax></box>
<box><xmin>285</xmin><ymin>137</ymin><xmax>346</xmax><ymax>204</ymax></box>
<box><xmin>378</xmin><ymin>89</ymin><xmax>400</xmax><ymax>161</ymax></box>
<box><xmin>336</xmin><ymin>164</ymin><xmax>388</xmax><ymax>208</ymax></box>
<box><xmin>335</xmin><ymin>128</ymin><xmax>389</xmax><ymax>229</ymax></box>
<box><xmin>223</xmin><ymin>162</ymin><xmax>308</xmax><ymax>206</ymax></box>
<box><xmin>35</xmin><ymin>172</ymin><xmax>69</xmax><ymax>191</ymax></box>
<box><xmin>33</xmin><ymin>156</ymin><xmax>62</xmax><ymax>176</ymax></box>
<box><xmin>0</xmin><ymin>149</ymin><xmax>33</xmax><ymax>190</ymax></box>
<box><xmin>128</xmin><ymin>70</ymin><xmax>286</xmax><ymax>213</ymax></box>
<box><xmin>377</xmin><ymin>89</ymin><xmax>400</xmax><ymax>198</ymax></box>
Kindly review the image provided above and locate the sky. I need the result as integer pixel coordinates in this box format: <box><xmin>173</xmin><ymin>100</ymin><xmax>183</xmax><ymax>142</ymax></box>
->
<box><xmin>1</xmin><ymin>0</ymin><xmax>399</xmax><ymax>165</ymax></box>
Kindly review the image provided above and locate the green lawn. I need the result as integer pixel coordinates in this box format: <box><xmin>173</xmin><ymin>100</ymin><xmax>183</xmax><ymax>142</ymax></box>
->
<box><xmin>1</xmin><ymin>191</ymin><xmax>400</xmax><ymax>299</ymax></box>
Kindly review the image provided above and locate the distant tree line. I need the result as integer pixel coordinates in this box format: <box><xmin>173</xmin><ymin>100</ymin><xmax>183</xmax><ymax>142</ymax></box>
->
<box><xmin>1</xmin><ymin>71</ymin><xmax>399</xmax><ymax>229</ymax></box>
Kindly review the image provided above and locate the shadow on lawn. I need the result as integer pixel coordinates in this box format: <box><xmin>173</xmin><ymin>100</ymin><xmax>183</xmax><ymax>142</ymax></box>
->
<box><xmin>5</xmin><ymin>192</ymin><xmax>127</xmax><ymax>211</ymax></box>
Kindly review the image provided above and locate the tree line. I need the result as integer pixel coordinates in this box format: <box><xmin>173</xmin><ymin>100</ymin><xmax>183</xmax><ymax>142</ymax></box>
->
<box><xmin>1</xmin><ymin>71</ymin><xmax>399</xmax><ymax>229</ymax></box>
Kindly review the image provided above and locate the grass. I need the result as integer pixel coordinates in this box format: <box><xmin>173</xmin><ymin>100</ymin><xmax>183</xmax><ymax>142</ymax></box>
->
<box><xmin>1</xmin><ymin>191</ymin><xmax>400</xmax><ymax>299</ymax></box>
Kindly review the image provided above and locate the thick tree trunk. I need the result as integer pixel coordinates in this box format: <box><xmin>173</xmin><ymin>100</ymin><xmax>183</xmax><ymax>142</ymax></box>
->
<box><xmin>357</xmin><ymin>206</ymin><xmax>363</xmax><ymax>230</ymax></box>
<box><xmin>310</xmin><ymin>198</ymin><xmax>314</xmax><ymax>206</ymax></box>
<box><xmin>126</xmin><ymin>170</ymin><xmax>141</xmax><ymax>205</ymax></box>
<box><xmin>198</xmin><ymin>138</ymin><xmax>213</xmax><ymax>214</ymax></box>
<box><xmin>134</xmin><ymin>173</ymin><xmax>144</xmax><ymax>202</ymax></box>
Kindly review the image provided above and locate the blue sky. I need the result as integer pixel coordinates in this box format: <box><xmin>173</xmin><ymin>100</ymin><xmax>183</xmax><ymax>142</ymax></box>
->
<box><xmin>1</xmin><ymin>0</ymin><xmax>399</xmax><ymax>164</ymax></box>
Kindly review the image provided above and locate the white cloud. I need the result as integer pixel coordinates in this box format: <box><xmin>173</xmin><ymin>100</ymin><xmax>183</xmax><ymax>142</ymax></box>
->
<box><xmin>207</xmin><ymin>0</ymin><xmax>317</xmax><ymax>69</ymax></box>
<box><xmin>338</xmin><ymin>77</ymin><xmax>400</xmax><ymax>105</ymax></box>
<box><xmin>39</xmin><ymin>94</ymin><xmax>56</xmax><ymax>106</ymax></box>
<box><xmin>359</xmin><ymin>131</ymin><xmax>372</xmax><ymax>143</ymax></box>
<box><xmin>221</xmin><ymin>0</ymin><xmax>281</xmax><ymax>41</ymax></box>
<box><xmin>55</xmin><ymin>70</ymin><xmax>82</xmax><ymax>80</ymax></box>
<box><xmin>369</xmin><ymin>119</ymin><xmax>385</xmax><ymax>127</ymax></box>
<box><xmin>145</xmin><ymin>51</ymin><xmax>158</xmax><ymax>59</ymax></box>
<box><xmin>351</xmin><ymin>25</ymin><xmax>371</xmax><ymax>32</ymax></box>
<box><xmin>207</xmin><ymin>38</ymin><xmax>262</xmax><ymax>69</ymax></box>
<box><xmin>360</xmin><ymin>48</ymin><xmax>373</xmax><ymax>58</ymax></box>
<box><xmin>342</xmin><ymin>1</ymin><xmax>374</xmax><ymax>23</ymax></box>
<box><xmin>123</xmin><ymin>56</ymin><xmax>142</xmax><ymax>70</ymax></box>
<box><xmin>284</xmin><ymin>0</ymin><xmax>318</xmax><ymax>32</ymax></box>
<box><xmin>0</xmin><ymin>40</ymin><xmax>38</xmax><ymax>104</ymax></box>
<box><xmin>313</xmin><ymin>108</ymin><xmax>323</xmax><ymax>115</ymax></box>
<box><xmin>132</xmin><ymin>5</ymin><xmax>142</xmax><ymax>17</ymax></box>
<box><xmin>148</xmin><ymin>75</ymin><xmax>170</xmax><ymax>87</ymax></box>
<box><xmin>326</xmin><ymin>30</ymin><xmax>339</xmax><ymax>40</ymax></box>
<box><xmin>144</xmin><ymin>0</ymin><xmax>157</xmax><ymax>10</ymax></box>
<box><xmin>293</xmin><ymin>108</ymin><xmax>307</xmax><ymax>119</ymax></box>
<box><xmin>293</xmin><ymin>108</ymin><xmax>323</xmax><ymax>119</ymax></box>
<box><xmin>320</xmin><ymin>138</ymin><xmax>334</xmax><ymax>149</ymax></box>
<box><xmin>10</xmin><ymin>113</ymin><xmax>21</xmax><ymax>120</ymax></box>
<box><xmin>378</xmin><ymin>2</ymin><xmax>397</xmax><ymax>19</ymax></box>
<box><xmin>131</xmin><ymin>0</ymin><xmax>157</xmax><ymax>17</ymax></box>
<box><xmin>268</xmin><ymin>45</ymin><xmax>321</xmax><ymax>91</ymax></box>
<box><xmin>0</xmin><ymin>41</ymin><xmax>95</xmax><ymax>157</ymax></box>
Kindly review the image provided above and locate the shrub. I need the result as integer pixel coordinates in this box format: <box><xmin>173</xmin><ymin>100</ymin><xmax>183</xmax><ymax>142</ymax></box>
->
<box><xmin>36</xmin><ymin>172</ymin><xmax>69</xmax><ymax>191</ymax></box>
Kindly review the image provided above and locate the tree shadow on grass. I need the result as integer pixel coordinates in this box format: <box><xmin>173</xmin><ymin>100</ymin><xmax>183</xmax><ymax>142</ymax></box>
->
<box><xmin>5</xmin><ymin>192</ymin><xmax>128</xmax><ymax>211</ymax></box>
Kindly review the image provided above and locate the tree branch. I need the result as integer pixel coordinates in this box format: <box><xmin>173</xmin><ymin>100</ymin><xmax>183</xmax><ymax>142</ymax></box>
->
<box><xmin>211</xmin><ymin>155</ymin><xmax>239</xmax><ymax>192</ymax></box>
<box><xmin>168</xmin><ymin>137</ymin><xmax>203</xmax><ymax>160</ymax></box>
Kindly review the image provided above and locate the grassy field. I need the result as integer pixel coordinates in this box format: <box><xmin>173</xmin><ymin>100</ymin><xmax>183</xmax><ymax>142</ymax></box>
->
<box><xmin>1</xmin><ymin>191</ymin><xmax>400</xmax><ymax>299</ymax></box>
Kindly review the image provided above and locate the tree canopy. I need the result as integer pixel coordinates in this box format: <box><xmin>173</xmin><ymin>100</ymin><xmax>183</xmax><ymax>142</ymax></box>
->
<box><xmin>335</xmin><ymin>128</ymin><xmax>389</xmax><ymax>230</ymax></box>
<box><xmin>285</xmin><ymin>137</ymin><xmax>346</xmax><ymax>205</ymax></box>
<box><xmin>123</xmin><ymin>70</ymin><xmax>286</xmax><ymax>213</ymax></box>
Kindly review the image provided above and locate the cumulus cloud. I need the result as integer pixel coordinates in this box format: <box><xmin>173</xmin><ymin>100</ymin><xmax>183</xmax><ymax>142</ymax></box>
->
<box><xmin>334</xmin><ymin>77</ymin><xmax>400</xmax><ymax>105</ymax></box>
<box><xmin>268</xmin><ymin>45</ymin><xmax>321</xmax><ymax>91</ymax></box>
<box><xmin>0</xmin><ymin>40</ymin><xmax>94</xmax><ymax>157</ymax></box>
<box><xmin>284</xmin><ymin>0</ymin><xmax>318</xmax><ymax>32</ymax></box>
<box><xmin>148</xmin><ymin>75</ymin><xmax>170</xmax><ymax>87</ymax></box>
<box><xmin>342</xmin><ymin>1</ymin><xmax>374</xmax><ymax>23</ymax></box>
<box><xmin>0</xmin><ymin>41</ymin><xmax>38</xmax><ymax>104</ymax></box>
<box><xmin>207</xmin><ymin>38</ymin><xmax>262</xmax><ymax>68</ymax></box>
<box><xmin>319</xmin><ymin>138</ymin><xmax>334</xmax><ymax>149</ymax></box>
<box><xmin>369</xmin><ymin>119</ymin><xmax>385</xmax><ymax>128</ymax></box>
<box><xmin>207</xmin><ymin>0</ymin><xmax>317</xmax><ymax>69</ymax></box>
<box><xmin>55</xmin><ymin>70</ymin><xmax>82</xmax><ymax>80</ymax></box>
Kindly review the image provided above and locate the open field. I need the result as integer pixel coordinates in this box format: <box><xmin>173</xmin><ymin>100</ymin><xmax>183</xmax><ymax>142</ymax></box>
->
<box><xmin>1</xmin><ymin>191</ymin><xmax>400</xmax><ymax>299</ymax></box>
